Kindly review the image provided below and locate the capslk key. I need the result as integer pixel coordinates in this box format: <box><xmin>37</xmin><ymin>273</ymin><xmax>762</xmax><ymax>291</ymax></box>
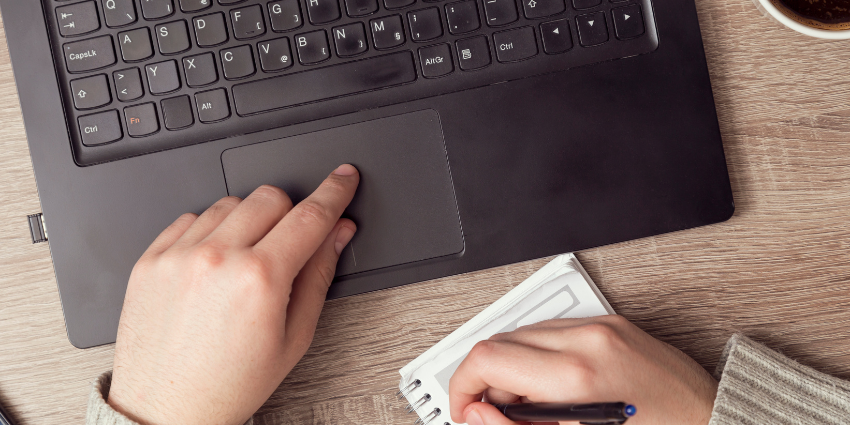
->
<box><xmin>63</xmin><ymin>36</ymin><xmax>116</xmax><ymax>73</ymax></box>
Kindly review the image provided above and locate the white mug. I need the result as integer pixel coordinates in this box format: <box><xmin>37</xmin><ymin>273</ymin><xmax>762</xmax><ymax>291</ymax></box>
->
<box><xmin>754</xmin><ymin>0</ymin><xmax>850</xmax><ymax>39</ymax></box>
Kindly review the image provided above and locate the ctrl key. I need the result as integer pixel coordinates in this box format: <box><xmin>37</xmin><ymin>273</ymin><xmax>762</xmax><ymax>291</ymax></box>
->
<box><xmin>78</xmin><ymin>110</ymin><xmax>122</xmax><ymax>146</ymax></box>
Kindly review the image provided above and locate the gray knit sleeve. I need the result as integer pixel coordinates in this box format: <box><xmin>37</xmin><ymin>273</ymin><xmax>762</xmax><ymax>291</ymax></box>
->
<box><xmin>709</xmin><ymin>334</ymin><xmax>850</xmax><ymax>425</ymax></box>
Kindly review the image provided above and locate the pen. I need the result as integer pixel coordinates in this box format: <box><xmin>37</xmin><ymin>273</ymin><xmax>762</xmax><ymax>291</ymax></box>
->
<box><xmin>492</xmin><ymin>402</ymin><xmax>636</xmax><ymax>424</ymax></box>
<box><xmin>0</xmin><ymin>402</ymin><xmax>13</xmax><ymax>425</ymax></box>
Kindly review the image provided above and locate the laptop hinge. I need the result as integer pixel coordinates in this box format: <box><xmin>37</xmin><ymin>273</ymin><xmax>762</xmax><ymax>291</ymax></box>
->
<box><xmin>27</xmin><ymin>213</ymin><xmax>48</xmax><ymax>244</ymax></box>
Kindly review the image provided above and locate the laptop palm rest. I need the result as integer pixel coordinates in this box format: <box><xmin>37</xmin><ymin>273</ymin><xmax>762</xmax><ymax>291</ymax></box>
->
<box><xmin>221</xmin><ymin>109</ymin><xmax>465</xmax><ymax>278</ymax></box>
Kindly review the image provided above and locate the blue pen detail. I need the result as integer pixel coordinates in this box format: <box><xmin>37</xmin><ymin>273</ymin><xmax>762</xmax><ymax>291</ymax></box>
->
<box><xmin>624</xmin><ymin>405</ymin><xmax>637</xmax><ymax>417</ymax></box>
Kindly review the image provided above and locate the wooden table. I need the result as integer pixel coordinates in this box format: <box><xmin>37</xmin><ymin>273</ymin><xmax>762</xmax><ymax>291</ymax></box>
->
<box><xmin>1</xmin><ymin>1</ymin><xmax>849</xmax><ymax>424</ymax></box>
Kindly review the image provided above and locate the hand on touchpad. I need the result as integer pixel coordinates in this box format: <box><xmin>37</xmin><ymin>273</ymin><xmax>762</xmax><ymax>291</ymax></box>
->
<box><xmin>221</xmin><ymin>110</ymin><xmax>464</xmax><ymax>278</ymax></box>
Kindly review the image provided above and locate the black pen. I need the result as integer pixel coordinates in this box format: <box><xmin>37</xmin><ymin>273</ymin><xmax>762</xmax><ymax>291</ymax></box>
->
<box><xmin>492</xmin><ymin>402</ymin><xmax>636</xmax><ymax>424</ymax></box>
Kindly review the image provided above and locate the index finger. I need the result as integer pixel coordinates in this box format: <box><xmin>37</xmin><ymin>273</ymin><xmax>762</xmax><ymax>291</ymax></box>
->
<box><xmin>449</xmin><ymin>340</ymin><xmax>568</xmax><ymax>423</ymax></box>
<box><xmin>253</xmin><ymin>164</ymin><xmax>360</xmax><ymax>280</ymax></box>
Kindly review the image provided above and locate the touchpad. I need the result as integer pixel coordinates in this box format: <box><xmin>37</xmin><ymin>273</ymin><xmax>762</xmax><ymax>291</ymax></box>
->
<box><xmin>221</xmin><ymin>110</ymin><xmax>464</xmax><ymax>277</ymax></box>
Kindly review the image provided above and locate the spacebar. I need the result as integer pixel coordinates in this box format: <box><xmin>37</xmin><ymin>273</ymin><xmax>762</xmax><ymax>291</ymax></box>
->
<box><xmin>232</xmin><ymin>51</ymin><xmax>417</xmax><ymax>115</ymax></box>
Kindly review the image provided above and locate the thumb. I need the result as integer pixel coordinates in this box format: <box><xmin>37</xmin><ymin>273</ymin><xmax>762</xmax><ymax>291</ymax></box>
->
<box><xmin>463</xmin><ymin>402</ymin><xmax>518</xmax><ymax>425</ymax></box>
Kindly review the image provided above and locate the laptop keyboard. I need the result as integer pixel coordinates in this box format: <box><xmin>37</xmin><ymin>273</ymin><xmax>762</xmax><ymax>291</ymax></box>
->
<box><xmin>45</xmin><ymin>0</ymin><xmax>657</xmax><ymax>165</ymax></box>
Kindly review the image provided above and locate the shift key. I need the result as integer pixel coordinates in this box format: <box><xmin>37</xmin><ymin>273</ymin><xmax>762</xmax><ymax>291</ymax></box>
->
<box><xmin>63</xmin><ymin>36</ymin><xmax>116</xmax><ymax>73</ymax></box>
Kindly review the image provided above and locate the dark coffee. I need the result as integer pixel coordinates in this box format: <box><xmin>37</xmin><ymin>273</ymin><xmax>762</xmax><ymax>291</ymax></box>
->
<box><xmin>778</xmin><ymin>0</ymin><xmax>850</xmax><ymax>24</ymax></box>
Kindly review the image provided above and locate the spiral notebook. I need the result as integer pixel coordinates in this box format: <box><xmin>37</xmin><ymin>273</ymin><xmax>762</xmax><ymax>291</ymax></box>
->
<box><xmin>397</xmin><ymin>254</ymin><xmax>615</xmax><ymax>425</ymax></box>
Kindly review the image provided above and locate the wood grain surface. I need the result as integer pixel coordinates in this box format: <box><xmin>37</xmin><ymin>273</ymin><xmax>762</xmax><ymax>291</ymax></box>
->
<box><xmin>1</xmin><ymin>1</ymin><xmax>849</xmax><ymax>424</ymax></box>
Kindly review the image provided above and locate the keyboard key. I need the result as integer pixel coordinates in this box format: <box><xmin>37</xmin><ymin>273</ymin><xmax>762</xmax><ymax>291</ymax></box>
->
<box><xmin>156</xmin><ymin>21</ymin><xmax>191</xmax><ymax>54</ymax></box>
<box><xmin>258</xmin><ymin>38</ymin><xmax>294</xmax><ymax>71</ymax></box>
<box><xmin>194</xmin><ymin>13</ymin><xmax>229</xmax><ymax>47</ymax></box>
<box><xmin>370</xmin><ymin>15</ymin><xmax>405</xmax><ymax>49</ymax></box>
<box><xmin>445</xmin><ymin>1</ymin><xmax>480</xmax><ymax>34</ymax></box>
<box><xmin>218</xmin><ymin>0</ymin><xmax>245</xmax><ymax>4</ymax></box>
<box><xmin>332</xmin><ymin>23</ymin><xmax>368</xmax><ymax>57</ymax></box>
<box><xmin>612</xmin><ymin>4</ymin><xmax>644</xmax><ymax>39</ymax></box>
<box><xmin>79</xmin><ymin>110</ymin><xmax>123</xmax><ymax>146</ymax></box>
<box><xmin>124</xmin><ymin>103</ymin><xmax>159</xmax><ymax>137</ymax></box>
<box><xmin>306</xmin><ymin>0</ymin><xmax>341</xmax><ymax>25</ymax></box>
<box><xmin>232</xmin><ymin>51</ymin><xmax>416</xmax><ymax>115</ymax></box>
<box><xmin>493</xmin><ymin>26</ymin><xmax>537</xmax><ymax>62</ymax></box>
<box><xmin>161</xmin><ymin>95</ymin><xmax>194</xmax><ymax>130</ymax></box>
<box><xmin>384</xmin><ymin>0</ymin><xmax>416</xmax><ymax>9</ymax></box>
<box><xmin>118</xmin><ymin>28</ymin><xmax>153</xmax><ymax>61</ymax></box>
<box><xmin>231</xmin><ymin>5</ymin><xmax>267</xmax><ymax>39</ymax></box>
<box><xmin>102</xmin><ymin>0</ymin><xmax>137</xmax><ymax>28</ymax></box>
<box><xmin>483</xmin><ymin>0</ymin><xmax>517</xmax><ymax>27</ymax></box>
<box><xmin>70</xmin><ymin>74</ymin><xmax>111</xmax><ymax>109</ymax></box>
<box><xmin>540</xmin><ymin>18</ymin><xmax>571</xmax><ymax>53</ymax></box>
<box><xmin>221</xmin><ymin>45</ymin><xmax>257</xmax><ymax>79</ymax></box>
<box><xmin>63</xmin><ymin>36</ymin><xmax>116</xmax><ymax>73</ymax></box>
<box><xmin>183</xmin><ymin>52</ymin><xmax>219</xmax><ymax>86</ymax></box>
<box><xmin>345</xmin><ymin>0</ymin><xmax>378</xmax><ymax>17</ymax></box>
<box><xmin>179</xmin><ymin>0</ymin><xmax>212</xmax><ymax>12</ymax></box>
<box><xmin>140</xmin><ymin>0</ymin><xmax>175</xmax><ymax>20</ymax></box>
<box><xmin>268</xmin><ymin>0</ymin><xmax>303</xmax><ymax>32</ymax></box>
<box><xmin>57</xmin><ymin>1</ymin><xmax>100</xmax><ymax>37</ymax></box>
<box><xmin>195</xmin><ymin>88</ymin><xmax>231</xmax><ymax>122</ymax></box>
<box><xmin>521</xmin><ymin>0</ymin><xmax>564</xmax><ymax>19</ymax></box>
<box><xmin>408</xmin><ymin>8</ymin><xmax>442</xmax><ymax>42</ymax></box>
<box><xmin>572</xmin><ymin>0</ymin><xmax>600</xmax><ymax>9</ymax></box>
<box><xmin>114</xmin><ymin>68</ymin><xmax>144</xmax><ymax>101</ymax></box>
<box><xmin>145</xmin><ymin>60</ymin><xmax>181</xmax><ymax>94</ymax></box>
<box><xmin>576</xmin><ymin>12</ymin><xmax>608</xmax><ymax>46</ymax></box>
<box><xmin>455</xmin><ymin>35</ymin><xmax>490</xmax><ymax>70</ymax></box>
<box><xmin>295</xmin><ymin>30</ymin><xmax>331</xmax><ymax>64</ymax></box>
<box><xmin>418</xmin><ymin>43</ymin><xmax>453</xmax><ymax>78</ymax></box>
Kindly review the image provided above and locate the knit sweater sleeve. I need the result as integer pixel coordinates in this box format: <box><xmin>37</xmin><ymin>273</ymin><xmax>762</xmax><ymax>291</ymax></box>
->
<box><xmin>709</xmin><ymin>334</ymin><xmax>850</xmax><ymax>425</ymax></box>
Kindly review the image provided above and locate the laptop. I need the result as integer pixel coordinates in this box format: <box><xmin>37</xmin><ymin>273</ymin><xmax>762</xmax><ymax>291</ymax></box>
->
<box><xmin>0</xmin><ymin>0</ymin><xmax>733</xmax><ymax>348</ymax></box>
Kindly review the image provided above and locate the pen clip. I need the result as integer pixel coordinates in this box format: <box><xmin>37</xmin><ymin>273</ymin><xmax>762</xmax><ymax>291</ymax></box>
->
<box><xmin>579</xmin><ymin>421</ymin><xmax>627</xmax><ymax>425</ymax></box>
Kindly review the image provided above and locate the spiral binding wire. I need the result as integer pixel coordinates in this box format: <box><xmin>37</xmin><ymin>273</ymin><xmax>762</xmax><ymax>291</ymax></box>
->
<box><xmin>405</xmin><ymin>394</ymin><xmax>431</xmax><ymax>413</ymax></box>
<box><xmin>396</xmin><ymin>379</ymin><xmax>421</xmax><ymax>400</ymax></box>
<box><xmin>414</xmin><ymin>408</ymin><xmax>441</xmax><ymax>425</ymax></box>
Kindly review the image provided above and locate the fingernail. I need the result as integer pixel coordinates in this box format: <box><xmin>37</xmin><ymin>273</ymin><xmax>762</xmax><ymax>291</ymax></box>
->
<box><xmin>334</xmin><ymin>225</ymin><xmax>356</xmax><ymax>255</ymax></box>
<box><xmin>333</xmin><ymin>164</ymin><xmax>358</xmax><ymax>176</ymax></box>
<box><xmin>465</xmin><ymin>409</ymin><xmax>484</xmax><ymax>425</ymax></box>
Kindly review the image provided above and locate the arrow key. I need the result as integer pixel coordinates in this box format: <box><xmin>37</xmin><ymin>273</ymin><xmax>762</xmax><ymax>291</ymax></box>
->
<box><xmin>612</xmin><ymin>4</ymin><xmax>645</xmax><ymax>40</ymax></box>
<box><xmin>70</xmin><ymin>74</ymin><xmax>111</xmax><ymax>110</ymax></box>
<box><xmin>113</xmin><ymin>68</ymin><xmax>144</xmax><ymax>102</ymax></box>
<box><xmin>576</xmin><ymin>11</ymin><xmax>608</xmax><ymax>47</ymax></box>
<box><xmin>540</xmin><ymin>19</ymin><xmax>572</xmax><ymax>54</ymax></box>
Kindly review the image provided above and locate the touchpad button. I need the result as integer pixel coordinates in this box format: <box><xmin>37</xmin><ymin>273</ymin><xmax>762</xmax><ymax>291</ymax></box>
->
<box><xmin>221</xmin><ymin>110</ymin><xmax>464</xmax><ymax>277</ymax></box>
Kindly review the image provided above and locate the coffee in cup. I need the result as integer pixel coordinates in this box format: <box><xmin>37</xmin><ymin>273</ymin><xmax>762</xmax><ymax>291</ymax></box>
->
<box><xmin>769</xmin><ymin>0</ymin><xmax>850</xmax><ymax>30</ymax></box>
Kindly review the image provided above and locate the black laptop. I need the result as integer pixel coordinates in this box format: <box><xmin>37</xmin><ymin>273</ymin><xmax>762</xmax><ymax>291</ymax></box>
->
<box><xmin>0</xmin><ymin>0</ymin><xmax>732</xmax><ymax>348</ymax></box>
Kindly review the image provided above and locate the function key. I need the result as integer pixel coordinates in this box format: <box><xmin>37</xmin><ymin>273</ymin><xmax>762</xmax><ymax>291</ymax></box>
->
<box><xmin>124</xmin><ymin>103</ymin><xmax>160</xmax><ymax>137</ymax></box>
<box><xmin>294</xmin><ymin>30</ymin><xmax>331</xmax><ymax>64</ymax></box>
<box><xmin>384</xmin><ymin>0</ymin><xmax>416</xmax><ymax>9</ymax></box>
<box><xmin>118</xmin><ymin>28</ymin><xmax>154</xmax><ymax>62</ymax></box>
<box><xmin>102</xmin><ymin>0</ymin><xmax>137</xmax><ymax>28</ymax></box>
<box><xmin>258</xmin><ymin>37</ymin><xmax>295</xmax><ymax>71</ymax></box>
<box><xmin>572</xmin><ymin>0</ymin><xmax>600</xmax><ymax>9</ymax></box>
<box><xmin>56</xmin><ymin>1</ymin><xmax>101</xmax><ymax>37</ymax></box>
<box><xmin>195</xmin><ymin>88</ymin><xmax>231</xmax><ymax>123</ymax></box>
<box><xmin>370</xmin><ymin>15</ymin><xmax>405</xmax><ymax>49</ymax></box>
<box><xmin>408</xmin><ymin>8</ymin><xmax>442</xmax><ymax>42</ymax></box>
<box><xmin>63</xmin><ymin>35</ymin><xmax>117</xmax><ymax>73</ymax></box>
<box><xmin>521</xmin><ymin>0</ymin><xmax>564</xmax><ymax>19</ymax></box>
<box><xmin>483</xmin><ymin>0</ymin><xmax>517</xmax><ymax>27</ymax></box>
<box><xmin>455</xmin><ymin>35</ymin><xmax>490</xmax><ymax>70</ymax></box>
<box><xmin>612</xmin><ymin>4</ymin><xmax>644</xmax><ymax>39</ymax></box>
<box><xmin>194</xmin><ymin>13</ymin><xmax>229</xmax><ymax>47</ymax></box>
<box><xmin>113</xmin><ymin>68</ymin><xmax>145</xmax><ymax>101</ymax></box>
<box><xmin>140</xmin><ymin>0</ymin><xmax>175</xmax><ymax>20</ymax></box>
<box><xmin>183</xmin><ymin>52</ymin><xmax>219</xmax><ymax>86</ymax></box>
<box><xmin>269</xmin><ymin>0</ymin><xmax>303</xmax><ymax>32</ymax></box>
<box><xmin>332</xmin><ymin>23</ymin><xmax>369</xmax><ymax>57</ymax></box>
<box><xmin>78</xmin><ymin>110</ymin><xmax>123</xmax><ymax>146</ymax></box>
<box><xmin>231</xmin><ymin>5</ymin><xmax>267</xmax><ymax>39</ymax></box>
<box><xmin>220</xmin><ymin>45</ymin><xmax>257</xmax><ymax>79</ymax></box>
<box><xmin>445</xmin><ymin>1</ymin><xmax>480</xmax><ymax>34</ymax></box>
<box><xmin>161</xmin><ymin>95</ymin><xmax>194</xmax><ymax>130</ymax></box>
<box><xmin>492</xmin><ymin>26</ymin><xmax>537</xmax><ymax>62</ymax></box>
<box><xmin>418</xmin><ymin>43</ymin><xmax>453</xmax><ymax>78</ymax></box>
<box><xmin>345</xmin><ymin>0</ymin><xmax>379</xmax><ymax>17</ymax></box>
<box><xmin>306</xmin><ymin>0</ymin><xmax>341</xmax><ymax>25</ymax></box>
<box><xmin>156</xmin><ymin>21</ymin><xmax>191</xmax><ymax>54</ymax></box>
<box><xmin>179</xmin><ymin>0</ymin><xmax>213</xmax><ymax>12</ymax></box>
<box><xmin>70</xmin><ymin>74</ymin><xmax>112</xmax><ymax>110</ymax></box>
<box><xmin>576</xmin><ymin>12</ymin><xmax>608</xmax><ymax>46</ymax></box>
<box><xmin>145</xmin><ymin>60</ymin><xmax>181</xmax><ymax>94</ymax></box>
<box><xmin>540</xmin><ymin>18</ymin><xmax>571</xmax><ymax>53</ymax></box>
